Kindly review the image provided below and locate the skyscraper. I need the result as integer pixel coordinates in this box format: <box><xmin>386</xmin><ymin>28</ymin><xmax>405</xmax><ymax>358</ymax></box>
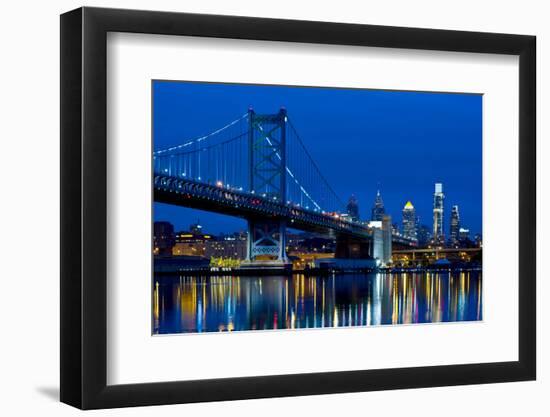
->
<box><xmin>371</xmin><ymin>190</ymin><xmax>385</xmax><ymax>221</ymax></box>
<box><xmin>402</xmin><ymin>201</ymin><xmax>418</xmax><ymax>241</ymax></box>
<box><xmin>450</xmin><ymin>205</ymin><xmax>460</xmax><ymax>245</ymax></box>
<box><xmin>381</xmin><ymin>215</ymin><xmax>392</xmax><ymax>265</ymax></box>
<box><xmin>432</xmin><ymin>183</ymin><xmax>445</xmax><ymax>244</ymax></box>
<box><xmin>346</xmin><ymin>194</ymin><xmax>360</xmax><ymax>222</ymax></box>
<box><xmin>417</xmin><ymin>225</ymin><xmax>432</xmax><ymax>247</ymax></box>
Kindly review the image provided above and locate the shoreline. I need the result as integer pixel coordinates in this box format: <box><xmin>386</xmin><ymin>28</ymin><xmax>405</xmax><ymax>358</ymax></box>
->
<box><xmin>153</xmin><ymin>265</ymin><xmax>482</xmax><ymax>277</ymax></box>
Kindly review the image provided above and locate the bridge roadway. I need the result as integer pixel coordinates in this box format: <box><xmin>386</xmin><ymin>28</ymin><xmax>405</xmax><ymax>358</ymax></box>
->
<box><xmin>154</xmin><ymin>175</ymin><xmax>372</xmax><ymax>238</ymax></box>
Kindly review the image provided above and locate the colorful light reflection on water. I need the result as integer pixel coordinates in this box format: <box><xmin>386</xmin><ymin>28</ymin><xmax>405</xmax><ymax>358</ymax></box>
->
<box><xmin>153</xmin><ymin>271</ymin><xmax>482</xmax><ymax>334</ymax></box>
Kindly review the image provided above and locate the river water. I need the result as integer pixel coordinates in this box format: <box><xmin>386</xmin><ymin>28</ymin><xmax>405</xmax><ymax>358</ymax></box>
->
<box><xmin>153</xmin><ymin>271</ymin><xmax>482</xmax><ymax>334</ymax></box>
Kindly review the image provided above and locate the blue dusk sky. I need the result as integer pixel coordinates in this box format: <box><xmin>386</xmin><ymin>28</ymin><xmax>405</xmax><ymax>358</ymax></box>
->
<box><xmin>153</xmin><ymin>81</ymin><xmax>482</xmax><ymax>236</ymax></box>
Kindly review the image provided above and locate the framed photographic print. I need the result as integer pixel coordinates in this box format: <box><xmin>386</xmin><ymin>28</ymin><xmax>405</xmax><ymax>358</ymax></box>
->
<box><xmin>60</xmin><ymin>7</ymin><xmax>536</xmax><ymax>409</ymax></box>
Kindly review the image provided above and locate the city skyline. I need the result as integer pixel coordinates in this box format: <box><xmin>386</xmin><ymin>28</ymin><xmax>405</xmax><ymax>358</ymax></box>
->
<box><xmin>154</xmin><ymin>81</ymin><xmax>482</xmax><ymax>236</ymax></box>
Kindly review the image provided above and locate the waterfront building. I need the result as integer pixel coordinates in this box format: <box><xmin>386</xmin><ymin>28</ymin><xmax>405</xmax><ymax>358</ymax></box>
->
<box><xmin>402</xmin><ymin>201</ymin><xmax>418</xmax><ymax>241</ymax></box>
<box><xmin>172</xmin><ymin>241</ymin><xmax>205</xmax><ymax>257</ymax></box>
<box><xmin>432</xmin><ymin>183</ymin><xmax>445</xmax><ymax>244</ymax></box>
<box><xmin>371</xmin><ymin>189</ymin><xmax>385</xmax><ymax>221</ymax></box>
<box><xmin>153</xmin><ymin>221</ymin><xmax>175</xmax><ymax>256</ymax></box>
<box><xmin>204</xmin><ymin>232</ymin><xmax>247</xmax><ymax>260</ymax></box>
<box><xmin>450</xmin><ymin>205</ymin><xmax>460</xmax><ymax>245</ymax></box>
<box><xmin>346</xmin><ymin>194</ymin><xmax>360</xmax><ymax>221</ymax></box>
<box><xmin>172</xmin><ymin>229</ymin><xmax>248</xmax><ymax>260</ymax></box>
<box><xmin>458</xmin><ymin>227</ymin><xmax>470</xmax><ymax>241</ymax></box>
<box><xmin>172</xmin><ymin>228</ymin><xmax>214</xmax><ymax>257</ymax></box>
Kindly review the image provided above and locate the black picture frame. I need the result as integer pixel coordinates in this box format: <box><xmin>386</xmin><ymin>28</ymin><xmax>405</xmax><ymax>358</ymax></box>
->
<box><xmin>60</xmin><ymin>6</ymin><xmax>536</xmax><ymax>410</ymax></box>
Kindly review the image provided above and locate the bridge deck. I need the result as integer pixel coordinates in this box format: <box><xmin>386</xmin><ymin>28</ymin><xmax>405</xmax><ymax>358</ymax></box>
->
<box><xmin>154</xmin><ymin>175</ymin><xmax>417</xmax><ymax>248</ymax></box>
<box><xmin>154</xmin><ymin>175</ymin><xmax>371</xmax><ymax>238</ymax></box>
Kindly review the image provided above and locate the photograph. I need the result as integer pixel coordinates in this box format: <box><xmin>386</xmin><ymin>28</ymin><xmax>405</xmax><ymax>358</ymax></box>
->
<box><xmin>152</xmin><ymin>81</ymin><xmax>483</xmax><ymax>334</ymax></box>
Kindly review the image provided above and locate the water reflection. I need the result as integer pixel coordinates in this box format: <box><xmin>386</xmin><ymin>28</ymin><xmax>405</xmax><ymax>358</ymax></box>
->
<box><xmin>153</xmin><ymin>272</ymin><xmax>482</xmax><ymax>334</ymax></box>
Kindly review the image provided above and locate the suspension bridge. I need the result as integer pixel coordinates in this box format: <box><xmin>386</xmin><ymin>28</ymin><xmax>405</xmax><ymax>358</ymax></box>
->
<box><xmin>154</xmin><ymin>108</ymin><xmax>415</xmax><ymax>269</ymax></box>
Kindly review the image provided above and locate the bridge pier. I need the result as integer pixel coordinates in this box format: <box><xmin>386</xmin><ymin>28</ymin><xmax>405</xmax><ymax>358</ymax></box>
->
<box><xmin>312</xmin><ymin>235</ymin><xmax>377</xmax><ymax>270</ymax></box>
<box><xmin>335</xmin><ymin>235</ymin><xmax>372</xmax><ymax>259</ymax></box>
<box><xmin>240</xmin><ymin>219</ymin><xmax>291</xmax><ymax>271</ymax></box>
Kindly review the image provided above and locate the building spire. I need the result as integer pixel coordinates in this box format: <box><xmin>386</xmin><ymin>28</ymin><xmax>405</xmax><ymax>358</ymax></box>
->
<box><xmin>371</xmin><ymin>187</ymin><xmax>385</xmax><ymax>221</ymax></box>
<box><xmin>433</xmin><ymin>182</ymin><xmax>445</xmax><ymax>244</ymax></box>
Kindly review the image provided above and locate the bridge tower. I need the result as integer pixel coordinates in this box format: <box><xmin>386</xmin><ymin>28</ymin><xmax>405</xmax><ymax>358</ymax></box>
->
<box><xmin>243</xmin><ymin>108</ymin><xmax>290</xmax><ymax>268</ymax></box>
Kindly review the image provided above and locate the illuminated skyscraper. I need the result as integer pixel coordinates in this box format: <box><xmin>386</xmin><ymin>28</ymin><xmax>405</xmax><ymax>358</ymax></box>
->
<box><xmin>432</xmin><ymin>183</ymin><xmax>445</xmax><ymax>244</ymax></box>
<box><xmin>346</xmin><ymin>194</ymin><xmax>360</xmax><ymax>222</ymax></box>
<box><xmin>450</xmin><ymin>205</ymin><xmax>460</xmax><ymax>245</ymax></box>
<box><xmin>402</xmin><ymin>201</ymin><xmax>418</xmax><ymax>241</ymax></box>
<box><xmin>371</xmin><ymin>190</ymin><xmax>385</xmax><ymax>221</ymax></box>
